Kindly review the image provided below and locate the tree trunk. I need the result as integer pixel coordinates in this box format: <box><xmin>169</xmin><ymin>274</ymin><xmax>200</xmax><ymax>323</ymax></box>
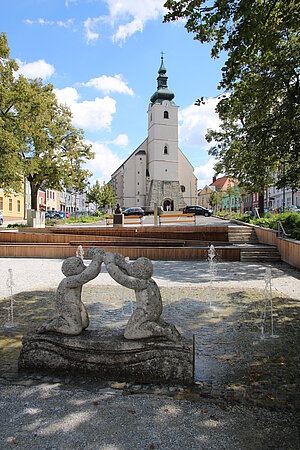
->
<box><xmin>30</xmin><ymin>182</ymin><xmax>39</xmax><ymax>211</ymax></box>
<box><xmin>259</xmin><ymin>192</ymin><xmax>264</xmax><ymax>216</ymax></box>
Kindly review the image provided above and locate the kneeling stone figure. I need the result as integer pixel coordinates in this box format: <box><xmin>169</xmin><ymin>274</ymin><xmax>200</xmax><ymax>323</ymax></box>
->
<box><xmin>37</xmin><ymin>249</ymin><xmax>104</xmax><ymax>336</ymax></box>
<box><xmin>103</xmin><ymin>252</ymin><xmax>180</xmax><ymax>341</ymax></box>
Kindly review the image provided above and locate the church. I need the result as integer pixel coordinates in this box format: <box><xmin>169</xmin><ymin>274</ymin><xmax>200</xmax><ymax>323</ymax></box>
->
<box><xmin>110</xmin><ymin>55</ymin><xmax>198</xmax><ymax>211</ymax></box>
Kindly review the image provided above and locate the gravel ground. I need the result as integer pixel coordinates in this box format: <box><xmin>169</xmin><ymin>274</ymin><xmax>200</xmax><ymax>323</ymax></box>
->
<box><xmin>0</xmin><ymin>382</ymin><xmax>299</xmax><ymax>450</ymax></box>
<box><xmin>0</xmin><ymin>258</ymin><xmax>299</xmax><ymax>300</ymax></box>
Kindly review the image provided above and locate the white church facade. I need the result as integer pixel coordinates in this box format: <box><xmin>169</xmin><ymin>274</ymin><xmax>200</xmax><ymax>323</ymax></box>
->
<box><xmin>110</xmin><ymin>56</ymin><xmax>198</xmax><ymax>211</ymax></box>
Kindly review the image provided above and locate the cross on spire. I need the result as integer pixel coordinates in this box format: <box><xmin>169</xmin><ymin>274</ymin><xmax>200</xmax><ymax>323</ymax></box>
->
<box><xmin>161</xmin><ymin>51</ymin><xmax>164</xmax><ymax>60</ymax></box>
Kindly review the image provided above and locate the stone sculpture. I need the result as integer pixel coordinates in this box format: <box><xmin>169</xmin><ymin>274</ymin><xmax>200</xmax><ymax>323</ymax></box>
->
<box><xmin>103</xmin><ymin>251</ymin><xmax>181</xmax><ymax>341</ymax></box>
<box><xmin>37</xmin><ymin>248</ymin><xmax>104</xmax><ymax>336</ymax></box>
<box><xmin>19</xmin><ymin>249</ymin><xmax>193</xmax><ymax>385</ymax></box>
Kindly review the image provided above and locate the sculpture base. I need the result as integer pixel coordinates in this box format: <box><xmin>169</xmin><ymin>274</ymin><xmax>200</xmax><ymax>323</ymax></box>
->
<box><xmin>18</xmin><ymin>329</ymin><xmax>194</xmax><ymax>385</ymax></box>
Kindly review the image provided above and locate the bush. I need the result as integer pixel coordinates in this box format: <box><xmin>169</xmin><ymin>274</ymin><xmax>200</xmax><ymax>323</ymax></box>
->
<box><xmin>234</xmin><ymin>212</ymin><xmax>300</xmax><ymax>240</ymax></box>
<box><xmin>65</xmin><ymin>215</ymin><xmax>102</xmax><ymax>224</ymax></box>
<box><xmin>7</xmin><ymin>223</ymin><xmax>28</xmax><ymax>228</ymax></box>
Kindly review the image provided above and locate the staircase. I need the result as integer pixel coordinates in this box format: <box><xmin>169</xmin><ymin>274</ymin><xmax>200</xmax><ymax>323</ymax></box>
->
<box><xmin>228</xmin><ymin>225</ymin><xmax>281</xmax><ymax>262</ymax></box>
<box><xmin>228</xmin><ymin>225</ymin><xmax>258</xmax><ymax>244</ymax></box>
<box><xmin>240</xmin><ymin>246</ymin><xmax>281</xmax><ymax>262</ymax></box>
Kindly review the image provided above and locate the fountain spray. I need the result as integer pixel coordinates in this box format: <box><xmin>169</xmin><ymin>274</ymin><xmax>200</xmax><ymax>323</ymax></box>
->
<box><xmin>4</xmin><ymin>268</ymin><xmax>18</xmax><ymax>329</ymax></box>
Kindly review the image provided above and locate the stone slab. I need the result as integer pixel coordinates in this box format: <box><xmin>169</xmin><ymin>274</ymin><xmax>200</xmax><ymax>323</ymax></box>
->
<box><xmin>18</xmin><ymin>329</ymin><xmax>194</xmax><ymax>385</ymax></box>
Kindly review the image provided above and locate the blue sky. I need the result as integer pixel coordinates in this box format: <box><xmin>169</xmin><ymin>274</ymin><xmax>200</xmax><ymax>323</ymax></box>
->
<box><xmin>1</xmin><ymin>0</ymin><xmax>226</xmax><ymax>188</ymax></box>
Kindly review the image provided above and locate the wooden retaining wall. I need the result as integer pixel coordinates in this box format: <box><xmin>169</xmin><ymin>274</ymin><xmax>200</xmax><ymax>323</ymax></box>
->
<box><xmin>0</xmin><ymin>225</ymin><xmax>239</xmax><ymax>260</ymax></box>
<box><xmin>0</xmin><ymin>243</ymin><xmax>240</xmax><ymax>261</ymax></box>
<box><xmin>255</xmin><ymin>226</ymin><xmax>300</xmax><ymax>269</ymax></box>
<box><xmin>24</xmin><ymin>225</ymin><xmax>229</xmax><ymax>242</ymax></box>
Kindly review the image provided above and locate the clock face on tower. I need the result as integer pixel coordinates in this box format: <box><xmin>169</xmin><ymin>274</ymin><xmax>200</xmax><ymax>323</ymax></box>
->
<box><xmin>162</xmin><ymin>100</ymin><xmax>169</xmax><ymax>108</ymax></box>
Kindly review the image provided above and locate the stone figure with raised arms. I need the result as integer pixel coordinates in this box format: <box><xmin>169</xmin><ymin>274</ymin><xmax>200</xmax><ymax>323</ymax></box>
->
<box><xmin>103</xmin><ymin>251</ymin><xmax>180</xmax><ymax>341</ymax></box>
<box><xmin>37</xmin><ymin>248</ymin><xmax>105</xmax><ymax>336</ymax></box>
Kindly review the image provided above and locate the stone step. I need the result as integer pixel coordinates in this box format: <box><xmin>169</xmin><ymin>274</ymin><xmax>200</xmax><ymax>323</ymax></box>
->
<box><xmin>240</xmin><ymin>246</ymin><xmax>281</xmax><ymax>262</ymax></box>
<box><xmin>228</xmin><ymin>226</ymin><xmax>258</xmax><ymax>244</ymax></box>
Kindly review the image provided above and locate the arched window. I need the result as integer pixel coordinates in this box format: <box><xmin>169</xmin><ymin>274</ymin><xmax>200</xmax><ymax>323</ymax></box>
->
<box><xmin>164</xmin><ymin>145</ymin><xmax>168</xmax><ymax>154</ymax></box>
<box><xmin>164</xmin><ymin>111</ymin><xmax>169</xmax><ymax>119</ymax></box>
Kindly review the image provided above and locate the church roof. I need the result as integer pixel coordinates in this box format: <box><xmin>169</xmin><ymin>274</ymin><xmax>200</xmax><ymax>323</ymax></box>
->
<box><xmin>150</xmin><ymin>54</ymin><xmax>175</xmax><ymax>105</ymax></box>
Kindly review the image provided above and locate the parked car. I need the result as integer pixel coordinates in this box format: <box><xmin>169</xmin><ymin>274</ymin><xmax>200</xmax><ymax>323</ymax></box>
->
<box><xmin>45</xmin><ymin>210</ymin><xmax>60</xmax><ymax>219</ymax></box>
<box><xmin>289</xmin><ymin>205</ymin><xmax>300</xmax><ymax>213</ymax></box>
<box><xmin>122</xmin><ymin>207</ymin><xmax>145</xmax><ymax>218</ymax></box>
<box><xmin>0</xmin><ymin>211</ymin><xmax>3</xmax><ymax>226</ymax></box>
<box><xmin>141</xmin><ymin>206</ymin><xmax>163</xmax><ymax>215</ymax></box>
<box><xmin>183</xmin><ymin>205</ymin><xmax>213</xmax><ymax>217</ymax></box>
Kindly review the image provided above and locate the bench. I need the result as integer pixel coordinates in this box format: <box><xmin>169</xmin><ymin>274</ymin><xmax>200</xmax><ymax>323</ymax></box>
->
<box><xmin>159</xmin><ymin>213</ymin><xmax>195</xmax><ymax>225</ymax></box>
<box><xmin>105</xmin><ymin>215</ymin><xmax>143</xmax><ymax>226</ymax></box>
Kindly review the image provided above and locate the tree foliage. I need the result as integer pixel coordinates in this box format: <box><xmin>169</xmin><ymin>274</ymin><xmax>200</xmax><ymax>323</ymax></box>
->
<box><xmin>88</xmin><ymin>181</ymin><xmax>115</xmax><ymax>211</ymax></box>
<box><xmin>164</xmin><ymin>1</ymin><xmax>300</xmax><ymax>211</ymax></box>
<box><xmin>0</xmin><ymin>33</ymin><xmax>94</xmax><ymax>209</ymax></box>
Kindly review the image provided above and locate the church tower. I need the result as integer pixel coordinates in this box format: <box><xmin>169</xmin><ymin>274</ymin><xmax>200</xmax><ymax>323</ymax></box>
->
<box><xmin>147</xmin><ymin>54</ymin><xmax>185</xmax><ymax>210</ymax></box>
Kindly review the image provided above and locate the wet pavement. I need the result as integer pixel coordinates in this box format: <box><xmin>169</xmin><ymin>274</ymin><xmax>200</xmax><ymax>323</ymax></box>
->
<box><xmin>1</xmin><ymin>281</ymin><xmax>299</xmax><ymax>411</ymax></box>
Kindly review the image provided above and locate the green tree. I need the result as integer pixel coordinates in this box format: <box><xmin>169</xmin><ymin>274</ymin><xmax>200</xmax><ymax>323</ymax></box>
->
<box><xmin>164</xmin><ymin>1</ymin><xmax>300</xmax><ymax>213</ymax></box>
<box><xmin>0</xmin><ymin>32</ymin><xmax>27</xmax><ymax>191</ymax></box>
<box><xmin>209</xmin><ymin>191</ymin><xmax>217</xmax><ymax>212</ymax></box>
<box><xmin>88</xmin><ymin>180</ymin><xmax>103</xmax><ymax>211</ymax></box>
<box><xmin>100</xmin><ymin>182</ymin><xmax>115</xmax><ymax>210</ymax></box>
<box><xmin>63</xmin><ymin>144</ymin><xmax>92</xmax><ymax>221</ymax></box>
<box><xmin>88</xmin><ymin>181</ymin><xmax>115</xmax><ymax>212</ymax></box>
<box><xmin>0</xmin><ymin>33</ymin><xmax>94</xmax><ymax>210</ymax></box>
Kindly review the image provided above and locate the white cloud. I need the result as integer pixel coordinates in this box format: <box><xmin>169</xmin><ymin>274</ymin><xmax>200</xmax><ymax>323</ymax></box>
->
<box><xmin>24</xmin><ymin>17</ymin><xmax>73</xmax><ymax>29</ymax></box>
<box><xmin>54</xmin><ymin>87</ymin><xmax>116</xmax><ymax>131</ymax></box>
<box><xmin>57</xmin><ymin>19</ymin><xmax>73</xmax><ymax>28</ymax></box>
<box><xmin>110</xmin><ymin>134</ymin><xmax>129</xmax><ymax>147</ymax></box>
<box><xmin>194</xmin><ymin>158</ymin><xmax>217</xmax><ymax>189</ymax></box>
<box><xmin>85</xmin><ymin>140</ymin><xmax>124</xmax><ymax>182</ymax></box>
<box><xmin>83</xmin><ymin>0</ymin><xmax>166</xmax><ymax>43</ymax></box>
<box><xmin>112</xmin><ymin>18</ymin><xmax>143</xmax><ymax>43</ymax></box>
<box><xmin>65</xmin><ymin>0</ymin><xmax>77</xmax><ymax>7</ymax></box>
<box><xmin>84</xmin><ymin>74</ymin><xmax>134</xmax><ymax>95</ymax></box>
<box><xmin>106</xmin><ymin>0</ymin><xmax>165</xmax><ymax>23</ymax></box>
<box><xmin>16</xmin><ymin>59</ymin><xmax>55</xmax><ymax>80</ymax></box>
<box><xmin>84</xmin><ymin>17</ymin><xmax>101</xmax><ymax>43</ymax></box>
<box><xmin>179</xmin><ymin>97</ymin><xmax>222</xmax><ymax>149</ymax></box>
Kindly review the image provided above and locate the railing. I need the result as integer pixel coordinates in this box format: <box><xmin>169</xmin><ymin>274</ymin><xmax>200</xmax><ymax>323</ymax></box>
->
<box><xmin>277</xmin><ymin>220</ymin><xmax>291</xmax><ymax>238</ymax></box>
<box><xmin>254</xmin><ymin>207</ymin><xmax>262</xmax><ymax>226</ymax></box>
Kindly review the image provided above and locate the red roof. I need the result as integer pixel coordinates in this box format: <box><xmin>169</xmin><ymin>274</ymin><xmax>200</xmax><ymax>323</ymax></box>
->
<box><xmin>209</xmin><ymin>176</ymin><xmax>235</xmax><ymax>191</ymax></box>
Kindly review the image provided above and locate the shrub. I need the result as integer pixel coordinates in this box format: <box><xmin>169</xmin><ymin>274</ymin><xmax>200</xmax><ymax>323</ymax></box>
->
<box><xmin>234</xmin><ymin>212</ymin><xmax>300</xmax><ymax>240</ymax></box>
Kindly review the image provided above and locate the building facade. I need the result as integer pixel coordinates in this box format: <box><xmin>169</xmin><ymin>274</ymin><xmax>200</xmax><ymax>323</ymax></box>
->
<box><xmin>0</xmin><ymin>188</ymin><xmax>25</xmax><ymax>221</ymax></box>
<box><xmin>110</xmin><ymin>56</ymin><xmax>197</xmax><ymax>211</ymax></box>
